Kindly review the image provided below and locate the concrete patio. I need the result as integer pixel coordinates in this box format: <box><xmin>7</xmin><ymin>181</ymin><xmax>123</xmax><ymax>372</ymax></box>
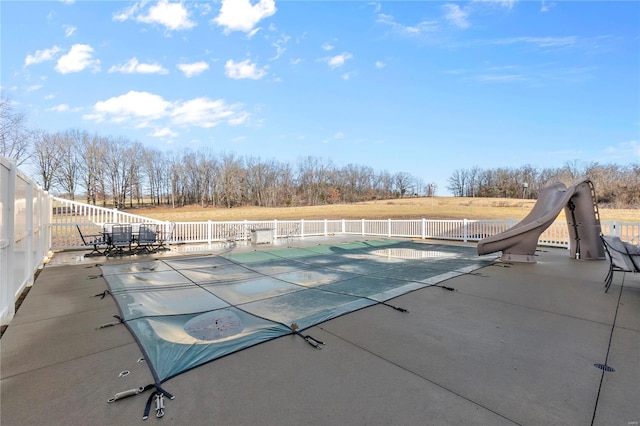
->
<box><xmin>1</xmin><ymin>237</ymin><xmax>638</xmax><ymax>425</ymax></box>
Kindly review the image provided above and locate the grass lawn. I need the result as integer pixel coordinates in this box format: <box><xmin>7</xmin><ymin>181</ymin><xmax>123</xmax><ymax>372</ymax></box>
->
<box><xmin>127</xmin><ymin>197</ymin><xmax>639</xmax><ymax>223</ymax></box>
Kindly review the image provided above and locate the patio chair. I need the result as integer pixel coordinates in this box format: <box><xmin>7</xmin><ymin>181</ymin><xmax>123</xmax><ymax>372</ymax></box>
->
<box><xmin>108</xmin><ymin>224</ymin><xmax>133</xmax><ymax>257</ymax></box>
<box><xmin>76</xmin><ymin>225</ymin><xmax>107</xmax><ymax>257</ymax></box>
<box><xmin>136</xmin><ymin>224</ymin><xmax>158</xmax><ymax>253</ymax></box>
<box><xmin>600</xmin><ymin>234</ymin><xmax>640</xmax><ymax>292</ymax></box>
<box><xmin>155</xmin><ymin>222</ymin><xmax>175</xmax><ymax>251</ymax></box>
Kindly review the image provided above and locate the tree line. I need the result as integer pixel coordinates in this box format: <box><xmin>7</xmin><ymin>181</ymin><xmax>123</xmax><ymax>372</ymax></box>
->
<box><xmin>446</xmin><ymin>162</ymin><xmax>640</xmax><ymax>208</ymax></box>
<box><xmin>31</xmin><ymin>130</ymin><xmax>435</xmax><ymax>208</ymax></box>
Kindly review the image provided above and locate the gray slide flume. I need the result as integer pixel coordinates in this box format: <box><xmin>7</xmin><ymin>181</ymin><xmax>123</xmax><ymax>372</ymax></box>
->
<box><xmin>477</xmin><ymin>180</ymin><xmax>605</xmax><ymax>263</ymax></box>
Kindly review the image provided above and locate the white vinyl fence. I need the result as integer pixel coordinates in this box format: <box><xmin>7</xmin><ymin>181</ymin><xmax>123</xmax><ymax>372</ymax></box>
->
<box><xmin>48</xmin><ymin>197</ymin><xmax>640</xmax><ymax>250</ymax></box>
<box><xmin>1</xmin><ymin>157</ymin><xmax>51</xmax><ymax>326</ymax></box>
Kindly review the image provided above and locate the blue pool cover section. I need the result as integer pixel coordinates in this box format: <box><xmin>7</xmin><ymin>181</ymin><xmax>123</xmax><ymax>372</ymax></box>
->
<box><xmin>101</xmin><ymin>240</ymin><xmax>492</xmax><ymax>383</ymax></box>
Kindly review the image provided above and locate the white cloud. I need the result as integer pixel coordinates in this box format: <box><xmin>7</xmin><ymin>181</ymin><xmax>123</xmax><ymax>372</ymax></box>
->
<box><xmin>270</xmin><ymin>34</ymin><xmax>290</xmax><ymax>60</ymax></box>
<box><xmin>86</xmin><ymin>91</ymin><xmax>171</xmax><ymax>122</ymax></box>
<box><xmin>26</xmin><ymin>85</ymin><xmax>43</xmax><ymax>92</ymax></box>
<box><xmin>55</xmin><ymin>44</ymin><xmax>100</xmax><ymax>74</ymax></box>
<box><xmin>113</xmin><ymin>2</ymin><xmax>143</xmax><ymax>22</ymax></box>
<box><xmin>605</xmin><ymin>140</ymin><xmax>640</xmax><ymax>160</ymax></box>
<box><xmin>375</xmin><ymin>60</ymin><xmax>386</xmax><ymax>69</ymax></box>
<box><xmin>24</xmin><ymin>46</ymin><xmax>61</xmax><ymax>67</ymax></box>
<box><xmin>291</xmin><ymin>58</ymin><xmax>302</xmax><ymax>65</ymax></box>
<box><xmin>322</xmin><ymin>131</ymin><xmax>345</xmax><ymax>144</ymax></box>
<box><xmin>214</xmin><ymin>0</ymin><xmax>276</xmax><ymax>33</ymax></box>
<box><xmin>540</xmin><ymin>1</ymin><xmax>555</xmax><ymax>12</ymax></box>
<box><xmin>171</xmin><ymin>97</ymin><xmax>239</xmax><ymax>128</ymax></box>
<box><xmin>475</xmin><ymin>74</ymin><xmax>526</xmax><ymax>82</ymax></box>
<box><xmin>326</xmin><ymin>52</ymin><xmax>353</xmax><ymax>68</ymax></box>
<box><xmin>493</xmin><ymin>36</ymin><xmax>577</xmax><ymax>48</ymax></box>
<box><xmin>321</xmin><ymin>42</ymin><xmax>334</xmax><ymax>51</ymax></box>
<box><xmin>151</xmin><ymin>127</ymin><xmax>178</xmax><ymax>138</ymax></box>
<box><xmin>228</xmin><ymin>112</ymin><xmax>249</xmax><ymax>126</ymax></box>
<box><xmin>376</xmin><ymin>13</ymin><xmax>438</xmax><ymax>36</ymax></box>
<box><xmin>114</xmin><ymin>0</ymin><xmax>195</xmax><ymax>31</ymax></box>
<box><xmin>140</xmin><ymin>0</ymin><xmax>195</xmax><ymax>30</ymax></box>
<box><xmin>63</xmin><ymin>25</ymin><xmax>76</xmax><ymax>37</ymax></box>
<box><xmin>109</xmin><ymin>57</ymin><xmax>168</xmax><ymax>74</ymax></box>
<box><xmin>177</xmin><ymin>61</ymin><xmax>209</xmax><ymax>77</ymax></box>
<box><xmin>474</xmin><ymin>0</ymin><xmax>517</xmax><ymax>9</ymax></box>
<box><xmin>443</xmin><ymin>4</ymin><xmax>470</xmax><ymax>29</ymax></box>
<box><xmin>224</xmin><ymin>59</ymin><xmax>267</xmax><ymax>79</ymax></box>
<box><xmin>48</xmin><ymin>104</ymin><xmax>70</xmax><ymax>112</ymax></box>
<box><xmin>84</xmin><ymin>90</ymin><xmax>248</xmax><ymax>129</ymax></box>
<box><xmin>247</xmin><ymin>28</ymin><xmax>261</xmax><ymax>38</ymax></box>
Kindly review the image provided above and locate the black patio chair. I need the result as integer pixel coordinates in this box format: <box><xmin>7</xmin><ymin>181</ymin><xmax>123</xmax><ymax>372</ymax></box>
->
<box><xmin>155</xmin><ymin>222</ymin><xmax>175</xmax><ymax>251</ymax></box>
<box><xmin>108</xmin><ymin>224</ymin><xmax>133</xmax><ymax>257</ymax></box>
<box><xmin>136</xmin><ymin>224</ymin><xmax>158</xmax><ymax>253</ymax></box>
<box><xmin>600</xmin><ymin>234</ymin><xmax>640</xmax><ymax>292</ymax></box>
<box><xmin>76</xmin><ymin>225</ymin><xmax>107</xmax><ymax>257</ymax></box>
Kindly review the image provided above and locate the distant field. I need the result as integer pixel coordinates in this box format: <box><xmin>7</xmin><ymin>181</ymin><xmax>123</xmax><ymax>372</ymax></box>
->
<box><xmin>128</xmin><ymin>197</ymin><xmax>639</xmax><ymax>223</ymax></box>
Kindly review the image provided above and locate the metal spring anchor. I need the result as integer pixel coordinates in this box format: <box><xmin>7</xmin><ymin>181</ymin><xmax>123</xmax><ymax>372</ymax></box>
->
<box><xmin>155</xmin><ymin>392</ymin><xmax>165</xmax><ymax>418</ymax></box>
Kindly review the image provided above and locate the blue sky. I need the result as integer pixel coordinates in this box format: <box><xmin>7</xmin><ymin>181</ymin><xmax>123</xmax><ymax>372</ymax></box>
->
<box><xmin>2</xmin><ymin>0</ymin><xmax>639</xmax><ymax>195</ymax></box>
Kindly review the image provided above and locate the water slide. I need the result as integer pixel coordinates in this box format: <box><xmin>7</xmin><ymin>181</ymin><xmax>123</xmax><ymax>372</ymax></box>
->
<box><xmin>477</xmin><ymin>180</ymin><xmax>605</xmax><ymax>263</ymax></box>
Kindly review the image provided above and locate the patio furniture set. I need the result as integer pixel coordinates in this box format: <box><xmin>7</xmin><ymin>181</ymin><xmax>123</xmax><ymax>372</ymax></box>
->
<box><xmin>77</xmin><ymin>223</ymin><xmax>173</xmax><ymax>257</ymax></box>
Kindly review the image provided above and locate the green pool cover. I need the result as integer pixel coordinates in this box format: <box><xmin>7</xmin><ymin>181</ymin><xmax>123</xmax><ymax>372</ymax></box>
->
<box><xmin>101</xmin><ymin>240</ymin><xmax>492</xmax><ymax>386</ymax></box>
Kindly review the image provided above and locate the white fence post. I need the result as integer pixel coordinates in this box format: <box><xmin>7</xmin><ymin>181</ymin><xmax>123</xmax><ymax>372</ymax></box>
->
<box><xmin>463</xmin><ymin>219</ymin><xmax>468</xmax><ymax>242</ymax></box>
<box><xmin>300</xmin><ymin>219</ymin><xmax>305</xmax><ymax>238</ymax></box>
<box><xmin>1</xmin><ymin>158</ymin><xmax>16</xmax><ymax>325</ymax></box>
<box><xmin>25</xmin><ymin>181</ymin><xmax>34</xmax><ymax>283</ymax></box>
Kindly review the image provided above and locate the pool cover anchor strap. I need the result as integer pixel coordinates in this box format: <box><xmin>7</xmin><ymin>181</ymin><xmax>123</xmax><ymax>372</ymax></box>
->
<box><xmin>290</xmin><ymin>324</ymin><xmax>325</xmax><ymax>349</ymax></box>
<box><xmin>380</xmin><ymin>301</ymin><xmax>409</xmax><ymax>313</ymax></box>
<box><xmin>95</xmin><ymin>315</ymin><xmax>124</xmax><ymax>330</ymax></box>
<box><xmin>107</xmin><ymin>386</ymin><xmax>145</xmax><ymax>403</ymax></box>
<box><xmin>91</xmin><ymin>289</ymin><xmax>110</xmax><ymax>299</ymax></box>
<box><xmin>142</xmin><ymin>385</ymin><xmax>175</xmax><ymax>421</ymax></box>
<box><xmin>299</xmin><ymin>332</ymin><xmax>325</xmax><ymax>349</ymax></box>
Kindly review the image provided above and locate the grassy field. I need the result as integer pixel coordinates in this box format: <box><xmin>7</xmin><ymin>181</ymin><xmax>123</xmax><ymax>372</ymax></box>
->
<box><xmin>128</xmin><ymin>197</ymin><xmax>639</xmax><ymax>223</ymax></box>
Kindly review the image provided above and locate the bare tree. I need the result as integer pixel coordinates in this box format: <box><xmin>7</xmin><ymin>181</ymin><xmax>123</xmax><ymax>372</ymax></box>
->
<box><xmin>218</xmin><ymin>152</ymin><xmax>246</xmax><ymax>208</ymax></box>
<box><xmin>31</xmin><ymin>130</ymin><xmax>63</xmax><ymax>191</ymax></box>
<box><xmin>393</xmin><ymin>172</ymin><xmax>413</xmax><ymax>198</ymax></box>
<box><xmin>102</xmin><ymin>137</ymin><xmax>138</xmax><ymax>208</ymax></box>
<box><xmin>55</xmin><ymin>130</ymin><xmax>84</xmax><ymax>200</ymax></box>
<box><xmin>447</xmin><ymin>169</ymin><xmax>466</xmax><ymax>197</ymax></box>
<box><xmin>0</xmin><ymin>94</ymin><xmax>31</xmax><ymax>165</ymax></box>
<box><xmin>79</xmin><ymin>134</ymin><xmax>106</xmax><ymax>205</ymax></box>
